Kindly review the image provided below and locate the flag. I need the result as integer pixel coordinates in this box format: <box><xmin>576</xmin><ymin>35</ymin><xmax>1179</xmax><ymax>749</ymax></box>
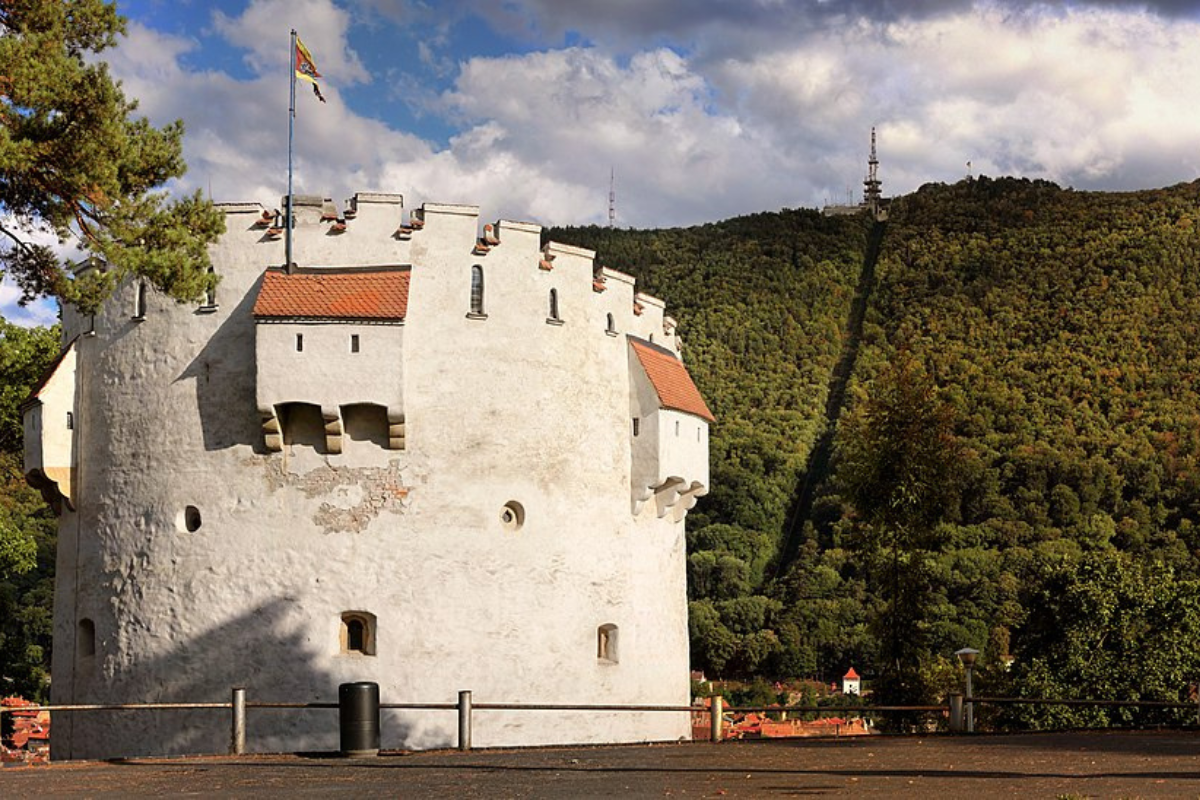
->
<box><xmin>294</xmin><ymin>37</ymin><xmax>326</xmax><ymax>103</ymax></box>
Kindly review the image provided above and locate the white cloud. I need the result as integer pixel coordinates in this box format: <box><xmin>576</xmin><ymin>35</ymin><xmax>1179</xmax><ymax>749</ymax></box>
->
<box><xmin>0</xmin><ymin>277</ymin><xmax>58</xmax><ymax>328</ymax></box>
<box><xmin>212</xmin><ymin>0</ymin><xmax>369</xmax><ymax>85</ymax></box>
<box><xmin>84</xmin><ymin>4</ymin><xmax>1200</xmax><ymax>225</ymax></box>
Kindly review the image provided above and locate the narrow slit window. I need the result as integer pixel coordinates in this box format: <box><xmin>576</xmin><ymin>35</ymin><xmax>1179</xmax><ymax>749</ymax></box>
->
<box><xmin>470</xmin><ymin>265</ymin><xmax>485</xmax><ymax>315</ymax></box>
<box><xmin>675</xmin><ymin>420</ymin><xmax>680</xmax><ymax>436</ymax></box>
<box><xmin>632</xmin><ymin>418</ymin><xmax>640</xmax><ymax>437</ymax></box>
<box><xmin>133</xmin><ymin>282</ymin><xmax>147</xmax><ymax>320</ymax></box>
<box><xmin>203</xmin><ymin>267</ymin><xmax>216</xmax><ymax>307</ymax></box>
<box><xmin>606</xmin><ymin>313</ymin><xmax>616</xmax><ymax>334</ymax></box>
<box><xmin>78</xmin><ymin>618</ymin><xmax>96</xmax><ymax>658</ymax></box>
<box><xmin>598</xmin><ymin>623</ymin><xmax>619</xmax><ymax>663</ymax></box>
<box><xmin>296</xmin><ymin>333</ymin><xmax>304</xmax><ymax>352</ymax></box>
<box><xmin>66</xmin><ymin>411</ymin><xmax>74</xmax><ymax>430</ymax></box>
<box><xmin>549</xmin><ymin>288</ymin><xmax>560</xmax><ymax>321</ymax></box>
<box><xmin>351</xmin><ymin>334</ymin><xmax>360</xmax><ymax>353</ymax></box>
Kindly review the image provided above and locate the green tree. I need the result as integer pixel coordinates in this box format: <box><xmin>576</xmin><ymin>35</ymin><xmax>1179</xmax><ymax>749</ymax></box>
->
<box><xmin>0</xmin><ymin>322</ymin><xmax>60</xmax><ymax>699</ymax></box>
<box><xmin>0</xmin><ymin>0</ymin><xmax>224</xmax><ymax>313</ymax></box>
<box><xmin>836</xmin><ymin>354</ymin><xmax>965</xmax><ymax>707</ymax></box>
<box><xmin>1003</xmin><ymin>551</ymin><xmax>1200</xmax><ymax>730</ymax></box>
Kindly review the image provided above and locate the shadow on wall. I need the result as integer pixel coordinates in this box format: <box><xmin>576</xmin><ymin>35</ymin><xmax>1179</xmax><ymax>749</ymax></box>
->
<box><xmin>176</xmin><ymin>273</ymin><xmax>266</xmax><ymax>453</ymax></box>
<box><xmin>64</xmin><ymin>598</ymin><xmax>420</xmax><ymax>759</ymax></box>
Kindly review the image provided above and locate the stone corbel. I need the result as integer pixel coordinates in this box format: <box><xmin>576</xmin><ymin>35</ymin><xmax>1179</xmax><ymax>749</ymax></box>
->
<box><xmin>670</xmin><ymin>482</ymin><xmax>709</xmax><ymax>523</ymax></box>
<box><xmin>653</xmin><ymin>477</ymin><xmax>686</xmax><ymax>519</ymax></box>
<box><xmin>322</xmin><ymin>406</ymin><xmax>343</xmax><ymax>455</ymax></box>
<box><xmin>261</xmin><ymin>407</ymin><xmax>282</xmax><ymax>452</ymax></box>
<box><xmin>387</xmin><ymin>410</ymin><xmax>406</xmax><ymax>450</ymax></box>
<box><xmin>631</xmin><ymin>483</ymin><xmax>656</xmax><ymax>515</ymax></box>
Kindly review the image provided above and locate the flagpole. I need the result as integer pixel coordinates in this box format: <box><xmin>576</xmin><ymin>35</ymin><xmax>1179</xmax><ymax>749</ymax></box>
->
<box><xmin>286</xmin><ymin>28</ymin><xmax>297</xmax><ymax>273</ymax></box>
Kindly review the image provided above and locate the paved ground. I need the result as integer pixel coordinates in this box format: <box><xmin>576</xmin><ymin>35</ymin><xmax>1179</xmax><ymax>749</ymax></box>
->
<box><xmin>3</xmin><ymin>730</ymin><xmax>1200</xmax><ymax>797</ymax></box>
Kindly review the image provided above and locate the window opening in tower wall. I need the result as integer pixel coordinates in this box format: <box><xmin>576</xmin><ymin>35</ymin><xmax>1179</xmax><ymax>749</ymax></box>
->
<box><xmin>133</xmin><ymin>282</ymin><xmax>147</xmax><ymax>320</ymax></box>
<box><xmin>632</xmin><ymin>418</ymin><xmax>640</xmax><ymax>436</ymax></box>
<box><xmin>340</xmin><ymin>611</ymin><xmax>376</xmax><ymax>655</ymax></box>
<box><xmin>203</xmin><ymin>267</ymin><xmax>216</xmax><ymax>307</ymax></box>
<box><xmin>598</xmin><ymin>624</ymin><xmax>619</xmax><ymax>663</ymax></box>
<box><xmin>296</xmin><ymin>333</ymin><xmax>303</xmax><ymax>352</ymax></box>
<box><xmin>78</xmin><ymin>618</ymin><xmax>96</xmax><ymax>658</ymax></box>
<box><xmin>351</xmin><ymin>334</ymin><xmax>360</xmax><ymax>353</ymax></box>
<box><xmin>347</xmin><ymin>619</ymin><xmax>365</xmax><ymax>652</ymax></box>
<box><xmin>470</xmin><ymin>265</ymin><xmax>485</xmax><ymax>315</ymax></box>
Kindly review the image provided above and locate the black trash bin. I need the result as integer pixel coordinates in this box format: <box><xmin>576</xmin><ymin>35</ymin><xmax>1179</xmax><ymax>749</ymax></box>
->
<box><xmin>339</xmin><ymin>681</ymin><xmax>380</xmax><ymax>757</ymax></box>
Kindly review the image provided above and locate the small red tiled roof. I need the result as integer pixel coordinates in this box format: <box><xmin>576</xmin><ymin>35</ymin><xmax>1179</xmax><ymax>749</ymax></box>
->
<box><xmin>630</xmin><ymin>339</ymin><xmax>715</xmax><ymax>423</ymax></box>
<box><xmin>253</xmin><ymin>268</ymin><xmax>410</xmax><ymax>320</ymax></box>
<box><xmin>843</xmin><ymin>668</ymin><xmax>860</xmax><ymax>680</ymax></box>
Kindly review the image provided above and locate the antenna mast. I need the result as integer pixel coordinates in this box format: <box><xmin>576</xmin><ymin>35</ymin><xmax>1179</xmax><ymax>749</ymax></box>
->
<box><xmin>608</xmin><ymin>168</ymin><xmax>616</xmax><ymax>228</ymax></box>
<box><xmin>863</xmin><ymin>127</ymin><xmax>882</xmax><ymax>215</ymax></box>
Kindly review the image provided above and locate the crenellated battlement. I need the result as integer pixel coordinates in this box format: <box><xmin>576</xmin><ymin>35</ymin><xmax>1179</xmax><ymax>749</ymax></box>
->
<box><xmin>213</xmin><ymin>192</ymin><xmax>683</xmax><ymax>352</ymax></box>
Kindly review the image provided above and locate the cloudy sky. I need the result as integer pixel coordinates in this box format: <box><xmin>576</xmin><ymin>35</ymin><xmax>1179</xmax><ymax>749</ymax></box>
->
<box><xmin>6</xmin><ymin>0</ymin><xmax>1200</xmax><ymax>325</ymax></box>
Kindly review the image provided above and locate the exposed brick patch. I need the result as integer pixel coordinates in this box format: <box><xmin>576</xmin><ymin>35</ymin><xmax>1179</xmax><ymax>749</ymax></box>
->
<box><xmin>259</xmin><ymin>458</ymin><xmax>410</xmax><ymax>534</ymax></box>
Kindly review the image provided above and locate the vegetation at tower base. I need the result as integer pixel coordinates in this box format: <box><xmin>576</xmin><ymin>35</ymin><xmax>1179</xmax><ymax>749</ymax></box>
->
<box><xmin>0</xmin><ymin>0</ymin><xmax>224</xmax><ymax>313</ymax></box>
<box><xmin>553</xmin><ymin>176</ymin><xmax>1200</xmax><ymax>727</ymax></box>
<box><xmin>0</xmin><ymin>321</ymin><xmax>59</xmax><ymax>700</ymax></box>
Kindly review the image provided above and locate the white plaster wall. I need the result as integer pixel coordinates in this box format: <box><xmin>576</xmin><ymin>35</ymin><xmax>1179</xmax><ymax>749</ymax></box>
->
<box><xmin>256</xmin><ymin>322</ymin><xmax>404</xmax><ymax>412</ymax></box>
<box><xmin>22</xmin><ymin>344</ymin><xmax>76</xmax><ymax>506</ymax></box>
<box><xmin>49</xmin><ymin>197</ymin><xmax>702</xmax><ymax>760</ymax></box>
<box><xmin>657</xmin><ymin>409</ymin><xmax>710</xmax><ymax>490</ymax></box>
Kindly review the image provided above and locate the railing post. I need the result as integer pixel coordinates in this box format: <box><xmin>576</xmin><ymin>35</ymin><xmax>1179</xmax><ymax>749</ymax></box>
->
<box><xmin>458</xmin><ymin>690</ymin><xmax>472</xmax><ymax>751</ymax></box>
<box><xmin>949</xmin><ymin>693</ymin><xmax>963</xmax><ymax>732</ymax></box>
<box><xmin>965</xmin><ymin>666</ymin><xmax>975</xmax><ymax>733</ymax></box>
<box><xmin>709</xmin><ymin>695</ymin><xmax>724</xmax><ymax>742</ymax></box>
<box><xmin>230</xmin><ymin>687</ymin><xmax>246</xmax><ymax>755</ymax></box>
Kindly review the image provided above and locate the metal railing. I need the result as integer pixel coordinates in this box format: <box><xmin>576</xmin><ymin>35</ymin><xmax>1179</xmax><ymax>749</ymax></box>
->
<box><xmin>6</xmin><ymin>689</ymin><xmax>1199</xmax><ymax>757</ymax></box>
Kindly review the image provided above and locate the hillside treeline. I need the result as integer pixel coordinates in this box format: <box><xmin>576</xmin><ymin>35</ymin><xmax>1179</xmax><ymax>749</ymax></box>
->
<box><xmin>551</xmin><ymin>176</ymin><xmax>1200</xmax><ymax>727</ymax></box>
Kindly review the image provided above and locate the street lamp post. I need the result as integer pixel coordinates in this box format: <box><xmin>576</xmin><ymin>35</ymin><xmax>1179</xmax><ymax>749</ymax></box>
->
<box><xmin>955</xmin><ymin>647</ymin><xmax>980</xmax><ymax>733</ymax></box>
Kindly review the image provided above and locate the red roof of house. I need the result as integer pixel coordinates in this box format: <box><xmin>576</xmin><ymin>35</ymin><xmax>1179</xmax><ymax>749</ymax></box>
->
<box><xmin>253</xmin><ymin>268</ymin><xmax>410</xmax><ymax>320</ymax></box>
<box><xmin>843</xmin><ymin>668</ymin><xmax>860</xmax><ymax>680</ymax></box>
<box><xmin>630</xmin><ymin>339</ymin><xmax>715</xmax><ymax>422</ymax></box>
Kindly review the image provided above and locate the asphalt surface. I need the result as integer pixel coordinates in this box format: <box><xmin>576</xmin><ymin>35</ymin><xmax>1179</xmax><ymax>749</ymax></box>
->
<box><xmin>3</xmin><ymin>730</ymin><xmax>1200</xmax><ymax>797</ymax></box>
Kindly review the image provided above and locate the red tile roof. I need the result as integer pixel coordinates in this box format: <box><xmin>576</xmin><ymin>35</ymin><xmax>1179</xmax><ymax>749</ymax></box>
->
<box><xmin>630</xmin><ymin>339</ymin><xmax>715</xmax><ymax>422</ymax></box>
<box><xmin>253</xmin><ymin>268</ymin><xmax>410</xmax><ymax>320</ymax></box>
<box><xmin>844</xmin><ymin>667</ymin><xmax>860</xmax><ymax>680</ymax></box>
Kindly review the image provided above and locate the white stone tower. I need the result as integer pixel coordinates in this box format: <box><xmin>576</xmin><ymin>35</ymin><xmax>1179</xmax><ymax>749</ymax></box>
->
<box><xmin>23</xmin><ymin>191</ymin><xmax>712</xmax><ymax>759</ymax></box>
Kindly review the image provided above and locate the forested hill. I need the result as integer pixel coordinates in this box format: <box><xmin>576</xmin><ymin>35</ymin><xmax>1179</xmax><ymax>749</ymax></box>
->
<box><xmin>549</xmin><ymin>176</ymin><xmax>1200</xmax><ymax>722</ymax></box>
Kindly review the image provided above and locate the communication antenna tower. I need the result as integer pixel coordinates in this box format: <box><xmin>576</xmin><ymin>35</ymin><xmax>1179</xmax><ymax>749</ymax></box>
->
<box><xmin>608</xmin><ymin>168</ymin><xmax>616</xmax><ymax>228</ymax></box>
<box><xmin>863</xmin><ymin>127</ymin><xmax>882</xmax><ymax>214</ymax></box>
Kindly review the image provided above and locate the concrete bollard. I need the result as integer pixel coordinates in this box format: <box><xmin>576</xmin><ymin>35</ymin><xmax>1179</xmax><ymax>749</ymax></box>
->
<box><xmin>458</xmin><ymin>690</ymin><xmax>473</xmax><ymax>751</ymax></box>
<box><xmin>230</xmin><ymin>687</ymin><xmax>246</xmax><ymax>755</ymax></box>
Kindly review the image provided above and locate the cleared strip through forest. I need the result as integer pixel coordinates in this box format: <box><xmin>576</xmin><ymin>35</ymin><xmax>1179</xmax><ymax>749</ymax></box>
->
<box><xmin>775</xmin><ymin>220</ymin><xmax>886</xmax><ymax>573</ymax></box>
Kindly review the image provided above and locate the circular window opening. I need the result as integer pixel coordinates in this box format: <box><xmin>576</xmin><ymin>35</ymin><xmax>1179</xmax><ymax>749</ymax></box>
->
<box><xmin>500</xmin><ymin>501</ymin><xmax>525</xmax><ymax>532</ymax></box>
<box><xmin>184</xmin><ymin>505</ymin><xmax>202</xmax><ymax>532</ymax></box>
